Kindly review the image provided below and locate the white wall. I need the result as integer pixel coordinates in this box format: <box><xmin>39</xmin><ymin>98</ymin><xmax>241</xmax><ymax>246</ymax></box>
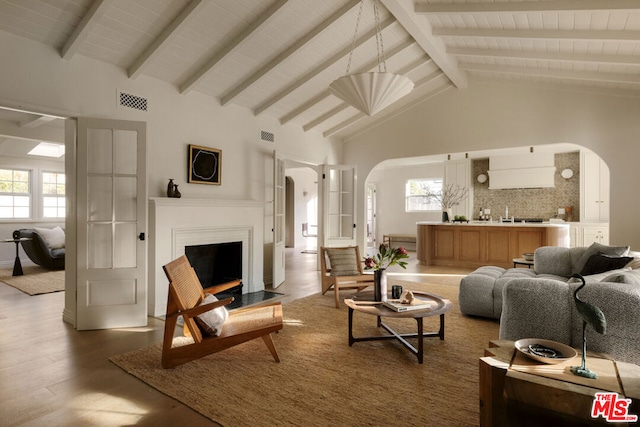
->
<box><xmin>0</xmin><ymin>31</ymin><xmax>340</xmax><ymax>297</ymax></box>
<box><xmin>367</xmin><ymin>163</ymin><xmax>443</xmax><ymax>244</ymax></box>
<box><xmin>344</xmin><ymin>81</ymin><xmax>640</xmax><ymax>251</ymax></box>
<box><xmin>0</xmin><ymin>31</ymin><xmax>340</xmax><ymax>201</ymax></box>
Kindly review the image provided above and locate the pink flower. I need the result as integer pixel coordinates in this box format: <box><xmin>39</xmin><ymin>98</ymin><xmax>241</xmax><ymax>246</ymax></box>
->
<box><xmin>397</xmin><ymin>247</ymin><xmax>408</xmax><ymax>255</ymax></box>
<box><xmin>364</xmin><ymin>257</ymin><xmax>375</xmax><ymax>268</ymax></box>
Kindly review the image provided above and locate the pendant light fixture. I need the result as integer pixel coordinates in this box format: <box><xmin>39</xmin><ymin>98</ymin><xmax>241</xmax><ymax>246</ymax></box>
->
<box><xmin>329</xmin><ymin>0</ymin><xmax>414</xmax><ymax>116</ymax></box>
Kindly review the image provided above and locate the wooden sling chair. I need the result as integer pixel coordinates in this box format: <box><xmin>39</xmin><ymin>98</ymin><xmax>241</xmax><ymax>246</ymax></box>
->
<box><xmin>161</xmin><ymin>255</ymin><xmax>283</xmax><ymax>368</ymax></box>
<box><xmin>320</xmin><ymin>246</ymin><xmax>374</xmax><ymax>308</ymax></box>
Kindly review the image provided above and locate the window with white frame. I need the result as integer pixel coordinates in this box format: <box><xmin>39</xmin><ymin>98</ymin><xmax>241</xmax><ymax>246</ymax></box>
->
<box><xmin>0</xmin><ymin>168</ymin><xmax>30</xmax><ymax>219</ymax></box>
<box><xmin>42</xmin><ymin>171</ymin><xmax>65</xmax><ymax>218</ymax></box>
<box><xmin>405</xmin><ymin>178</ymin><xmax>442</xmax><ymax>212</ymax></box>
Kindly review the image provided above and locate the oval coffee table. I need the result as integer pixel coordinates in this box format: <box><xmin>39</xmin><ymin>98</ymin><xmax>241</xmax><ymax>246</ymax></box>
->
<box><xmin>344</xmin><ymin>290</ymin><xmax>453</xmax><ymax>364</ymax></box>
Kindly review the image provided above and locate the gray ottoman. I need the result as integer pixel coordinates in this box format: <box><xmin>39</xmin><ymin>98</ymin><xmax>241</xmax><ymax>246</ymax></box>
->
<box><xmin>458</xmin><ymin>266</ymin><xmax>539</xmax><ymax>319</ymax></box>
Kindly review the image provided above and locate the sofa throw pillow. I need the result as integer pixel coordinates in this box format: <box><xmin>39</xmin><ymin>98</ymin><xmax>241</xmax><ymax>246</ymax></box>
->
<box><xmin>195</xmin><ymin>294</ymin><xmax>228</xmax><ymax>336</ymax></box>
<box><xmin>326</xmin><ymin>248</ymin><xmax>360</xmax><ymax>276</ymax></box>
<box><xmin>625</xmin><ymin>258</ymin><xmax>640</xmax><ymax>270</ymax></box>
<box><xmin>579</xmin><ymin>253</ymin><xmax>634</xmax><ymax>276</ymax></box>
<box><xmin>601</xmin><ymin>270</ymin><xmax>640</xmax><ymax>286</ymax></box>
<box><xmin>34</xmin><ymin>226</ymin><xmax>65</xmax><ymax>250</ymax></box>
<box><xmin>573</xmin><ymin>242</ymin><xmax>630</xmax><ymax>275</ymax></box>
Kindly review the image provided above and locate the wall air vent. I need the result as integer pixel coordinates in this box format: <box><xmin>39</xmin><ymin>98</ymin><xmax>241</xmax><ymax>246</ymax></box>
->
<box><xmin>118</xmin><ymin>90</ymin><xmax>148</xmax><ymax>112</ymax></box>
<box><xmin>260</xmin><ymin>131</ymin><xmax>275</xmax><ymax>142</ymax></box>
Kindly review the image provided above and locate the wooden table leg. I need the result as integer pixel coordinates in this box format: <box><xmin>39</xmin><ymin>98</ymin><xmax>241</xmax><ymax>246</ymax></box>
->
<box><xmin>348</xmin><ymin>307</ymin><xmax>354</xmax><ymax>346</ymax></box>
<box><xmin>416</xmin><ymin>317</ymin><xmax>423</xmax><ymax>364</ymax></box>
<box><xmin>479</xmin><ymin>356</ymin><xmax>509</xmax><ymax>427</ymax></box>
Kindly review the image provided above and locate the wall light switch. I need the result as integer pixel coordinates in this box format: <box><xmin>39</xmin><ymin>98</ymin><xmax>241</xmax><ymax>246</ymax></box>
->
<box><xmin>558</xmin><ymin>208</ymin><xmax>566</xmax><ymax>215</ymax></box>
<box><xmin>484</xmin><ymin>209</ymin><xmax>490</xmax><ymax>215</ymax></box>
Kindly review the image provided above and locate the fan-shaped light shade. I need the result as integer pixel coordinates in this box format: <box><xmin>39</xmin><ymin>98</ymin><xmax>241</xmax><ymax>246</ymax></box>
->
<box><xmin>329</xmin><ymin>72</ymin><xmax>414</xmax><ymax>116</ymax></box>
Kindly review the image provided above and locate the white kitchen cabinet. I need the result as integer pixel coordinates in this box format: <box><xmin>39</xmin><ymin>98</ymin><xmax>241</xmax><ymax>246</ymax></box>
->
<box><xmin>581</xmin><ymin>151</ymin><xmax>609</xmax><ymax>222</ymax></box>
<box><xmin>444</xmin><ymin>159</ymin><xmax>471</xmax><ymax>219</ymax></box>
<box><xmin>569</xmin><ymin>223</ymin><xmax>580</xmax><ymax>247</ymax></box>
<box><xmin>581</xmin><ymin>224</ymin><xmax>609</xmax><ymax>246</ymax></box>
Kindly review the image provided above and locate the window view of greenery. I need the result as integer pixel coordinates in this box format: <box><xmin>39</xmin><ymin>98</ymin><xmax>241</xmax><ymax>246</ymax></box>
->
<box><xmin>43</xmin><ymin>172</ymin><xmax>65</xmax><ymax>218</ymax></box>
<box><xmin>0</xmin><ymin>168</ymin><xmax>30</xmax><ymax>219</ymax></box>
<box><xmin>406</xmin><ymin>178</ymin><xmax>442</xmax><ymax>212</ymax></box>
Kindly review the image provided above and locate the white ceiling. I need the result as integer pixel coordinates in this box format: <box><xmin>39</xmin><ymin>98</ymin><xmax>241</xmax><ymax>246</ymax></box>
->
<box><xmin>1</xmin><ymin>0</ymin><xmax>640</xmax><ymax>146</ymax></box>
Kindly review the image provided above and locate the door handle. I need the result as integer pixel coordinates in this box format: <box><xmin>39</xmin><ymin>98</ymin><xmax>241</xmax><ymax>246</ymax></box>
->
<box><xmin>139</xmin><ymin>232</ymin><xmax>145</xmax><ymax>241</ymax></box>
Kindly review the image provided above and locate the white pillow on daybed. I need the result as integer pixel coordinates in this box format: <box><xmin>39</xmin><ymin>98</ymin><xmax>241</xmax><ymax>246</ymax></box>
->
<box><xmin>34</xmin><ymin>226</ymin><xmax>65</xmax><ymax>250</ymax></box>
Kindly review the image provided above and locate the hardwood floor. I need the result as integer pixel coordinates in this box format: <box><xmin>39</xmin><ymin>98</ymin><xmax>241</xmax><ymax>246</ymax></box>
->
<box><xmin>0</xmin><ymin>248</ymin><xmax>471</xmax><ymax>426</ymax></box>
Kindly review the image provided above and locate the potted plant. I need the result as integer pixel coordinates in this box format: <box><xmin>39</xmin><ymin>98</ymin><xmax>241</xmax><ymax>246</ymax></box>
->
<box><xmin>423</xmin><ymin>183</ymin><xmax>469</xmax><ymax>222</ymax></box>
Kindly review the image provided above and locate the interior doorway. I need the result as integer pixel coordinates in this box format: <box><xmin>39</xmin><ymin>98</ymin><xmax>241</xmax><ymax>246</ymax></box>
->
<box><xmin>283</xmin><ymin>162</ymin><xmax>319</xmax><ymax>265</ymax></box>
<box><xmin>285</xmin><ymin>176</ymin><xmax>294</xmax><ymax>248</ymax></box>
<box><xmin>0</xmin><ymin>106</ymin><xmax>66</xmax><ymax>272</ymax></box>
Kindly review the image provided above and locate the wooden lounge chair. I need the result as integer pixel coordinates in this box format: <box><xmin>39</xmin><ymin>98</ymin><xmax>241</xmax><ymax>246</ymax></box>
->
<box><xmin>320</xmin><ymin>246</ymin><xmax>374</xmax><ymax>308</ymax></box>
<box><xmin>161</xmin><ymin>255</ymin><xmax>283</xmax><ymax>368</ymax></box>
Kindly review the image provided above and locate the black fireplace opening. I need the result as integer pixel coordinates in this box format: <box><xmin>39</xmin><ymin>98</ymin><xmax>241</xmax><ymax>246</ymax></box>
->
<box><xmin>184</xmin><ymin>241</ymin><xmax>243</xmax><ymax>295</ymax></box>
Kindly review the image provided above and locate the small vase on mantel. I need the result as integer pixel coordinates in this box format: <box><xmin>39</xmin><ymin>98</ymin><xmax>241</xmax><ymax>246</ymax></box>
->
<box><xmin>374</xmin><ymin>268</ymin><xmax>388</xmax><ymax>302</ymax></box>
<box><xmin>173</xmin><ymin>184</ymin><xmax>182</xmax><ymax>198</ymax></box>
<box><xmin>167</xmin><ymin>179</ymin><xmax>175</xmax><ymax>198</ymax></box>
<box><xmin>442</xmin><ymin>210</ymin><xmax>449</xmax><ymax>223</ymax></box>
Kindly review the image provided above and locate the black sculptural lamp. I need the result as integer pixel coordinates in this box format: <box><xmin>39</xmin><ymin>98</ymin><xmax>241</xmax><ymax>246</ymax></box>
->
<box><xmin>570</xmin><ymin>274</ymin><xmax>607</xmax><ymax>379</ymax></box>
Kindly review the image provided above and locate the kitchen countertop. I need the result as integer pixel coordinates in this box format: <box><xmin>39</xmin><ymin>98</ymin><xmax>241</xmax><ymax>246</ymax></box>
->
<box><xmin>416</xmin><ymin>221</ymin><xmax>570</xmax><ymax>228</ymax></box>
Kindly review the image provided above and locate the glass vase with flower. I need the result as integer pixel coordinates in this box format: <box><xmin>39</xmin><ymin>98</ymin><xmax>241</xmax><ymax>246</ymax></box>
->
<box><xmin>422</xmin><ymin>183</ymin><xmax>469</xmax><ymax>223</ymax></box>
<box><xmin>363</xmin><ymin>244</ymin><xmax>409</xmax><ymax>301</ymax></box>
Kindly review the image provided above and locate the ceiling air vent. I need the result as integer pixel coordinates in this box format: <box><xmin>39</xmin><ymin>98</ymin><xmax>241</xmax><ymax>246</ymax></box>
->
<box><xmin>118</xmin><ymin>90</ymin><xmax>148</xmax><ymax>112</ymax></box>
<box><xmin>260</xmin><ymin>131</ymin><xmax>274</xmax><ymax>143</ymax></box>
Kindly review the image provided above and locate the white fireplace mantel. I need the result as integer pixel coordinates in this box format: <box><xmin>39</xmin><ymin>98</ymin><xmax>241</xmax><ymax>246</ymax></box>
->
<box><xmin>148</xmin><ymin>197</ymin><xmax>265</xmax><ymax>317</ymax></box>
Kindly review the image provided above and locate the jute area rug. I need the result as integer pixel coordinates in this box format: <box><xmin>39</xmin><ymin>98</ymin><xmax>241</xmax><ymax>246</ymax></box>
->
<box><xmin>110</xmin><ymin>278</ymin><xmax>500</xmax><ymax>427</ymax></box>
<box><xmin>0</xmin><ymin>266</ymin><xmax>64</xmax><ymax>295</ymax></box>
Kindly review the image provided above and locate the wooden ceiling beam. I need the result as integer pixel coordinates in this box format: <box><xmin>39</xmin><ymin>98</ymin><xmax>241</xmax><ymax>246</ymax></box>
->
<box><xmin>179</xmin><ymin>0</ymin><xmax>288</xmax><ymax>94</ymax></box>
<box><xmin>434</xmin><ymin>28</ymin><xmax>640</xmax><ymax>42</ymax></box>
<box><xmin>459</xmin><ymin>62</ymin><xmax>640</xmax><ymax>84</ymax></box>
<box><xmin>61</xmin><ymin>0</ymin><xmax>114</xmax><ymax>60</ymax></box>
<box><xmin>19</xmin><ymin>115</ymin><xmax>57</xmax><ymax>129</ymax></box>
<box><xmin>448</xmin><ymin>47</ymin><xmax>640</xmax><ymax>66</ymax></box>
<box><xmin>128</xmin><ymin>0</ymin><xmax>207</xmax><ymax>79</ymax></box>
<box><xmin>382</xmin><ymin>0</ymin><xmax>467</xmax><ymax>89</ymax></box>
<box><xmin>416</xmin><ymin>0</ymin><xmax>640</xmax><ymax>14</ymax></box>
<box><xmin>220</xmin><ymin>0</ymin><xmax>361</xmax><ymax>107</ymax></box>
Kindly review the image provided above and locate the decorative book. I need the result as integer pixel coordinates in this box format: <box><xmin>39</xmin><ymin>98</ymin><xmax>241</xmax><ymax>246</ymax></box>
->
<box><xmin>382</xmin><ymin>299</ymin><xmax>433</xmax><ymax>312</ymax></box>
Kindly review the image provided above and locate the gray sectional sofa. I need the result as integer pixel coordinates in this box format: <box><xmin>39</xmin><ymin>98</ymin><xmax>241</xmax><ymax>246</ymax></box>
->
<box><xmin>458</xmin><ymin>243</ymin><xmax>637</xmax><ymax>319</ymax></box>
<box><xmin>499</xmin><ymin>273</ymin><xmax>640</xmax><ymax>365</ymax></box>
<box><xmin>458</xmin><ymin>243</ymin><xmax>640</xmax><ymax>364</ymax></box>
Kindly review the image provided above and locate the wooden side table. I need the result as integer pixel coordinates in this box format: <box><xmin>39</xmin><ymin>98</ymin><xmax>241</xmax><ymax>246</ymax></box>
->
<box><xmin>512</xmin><ymin>258</ymin><xmax>534</xmax><ymax>268</ymax></box>
<box><xmin>479</xmin><ymin>340</ymin><xmax>640</xmax><ymax>426</ymax></box>
<box><xmin>2</xmin><ymin>238</ymin><xmax>31</xmax><ymax>276</ymax></box>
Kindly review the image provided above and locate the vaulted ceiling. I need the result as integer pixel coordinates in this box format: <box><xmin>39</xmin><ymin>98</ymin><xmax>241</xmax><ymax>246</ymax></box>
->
<box><xmin>1</xmin><ymin>0</ymin><xmax>640</xmax><ymax>142</ymax></box>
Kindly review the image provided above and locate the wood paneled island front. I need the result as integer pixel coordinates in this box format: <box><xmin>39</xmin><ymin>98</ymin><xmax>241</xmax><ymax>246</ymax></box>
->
<box><xmin>416</xmin><ymin>221</ymin><xmax>570</xmax><ymax>269</ymax></box>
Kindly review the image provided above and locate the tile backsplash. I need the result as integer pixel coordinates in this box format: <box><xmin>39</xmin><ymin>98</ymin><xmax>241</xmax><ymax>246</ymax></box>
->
<box><xmin>472</xmin><ymin>152</ymin><xmax>580</xmax><ymax>221</ymax></box>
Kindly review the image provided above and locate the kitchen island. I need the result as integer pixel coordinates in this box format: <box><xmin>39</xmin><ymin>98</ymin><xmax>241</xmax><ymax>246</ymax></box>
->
<box><xmin>416</xmin><ymin>221</ymin><xmax>570</xmax><ymax>269</ymax></box>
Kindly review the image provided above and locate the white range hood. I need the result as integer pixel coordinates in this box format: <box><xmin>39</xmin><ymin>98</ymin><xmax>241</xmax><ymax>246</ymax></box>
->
<box><xmin>488</xmin><ymin>153</ymin><xmax>556</xmax><ymax>189</ymax></box>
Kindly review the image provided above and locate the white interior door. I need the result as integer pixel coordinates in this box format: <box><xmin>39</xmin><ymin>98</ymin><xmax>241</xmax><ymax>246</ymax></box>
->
<box><xmin>272</xmin><ymin>152</ymin><xmax>285</xmax><ymax>287</ymax></box>
<box><xmin>76</xmin><ymin>118</ymin><xmax>147</xmax><ymax>330</ymax></box>
<box><xmin>366</xmin><ymin>183</ymin><xmax>377</xmax><ymax>250</ymax></box>
<box><xmin>322</xmin><ymin>165</ymin><xmax>357</xmax><ymax>248</ymax></box>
